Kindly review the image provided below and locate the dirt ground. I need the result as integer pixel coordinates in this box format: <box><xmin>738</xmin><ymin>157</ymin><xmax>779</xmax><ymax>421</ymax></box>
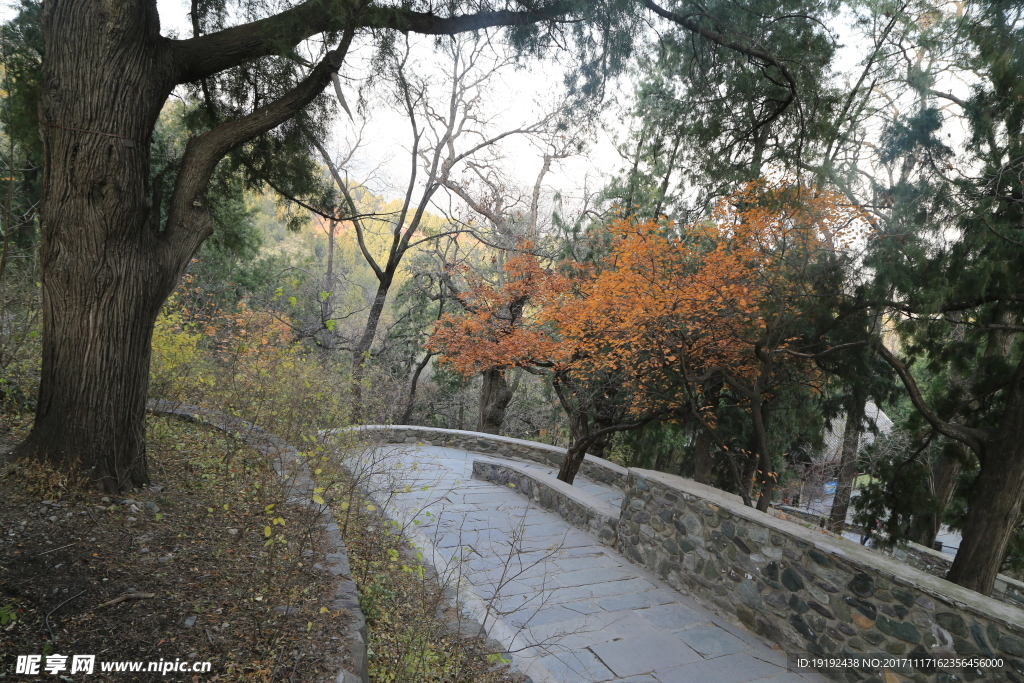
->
<box><xmin>0</xmin><ymin>416</ymin><xmax>351</xmax><ymax>682</ymax></box>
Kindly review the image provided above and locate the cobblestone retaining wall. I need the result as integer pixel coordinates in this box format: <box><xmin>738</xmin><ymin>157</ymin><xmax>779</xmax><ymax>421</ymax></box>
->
<box><xmin>776</xmin><ymin>507</ymin><xmax>1024</xmax><ymax>611</ymax></box>
<box><xmin>616</xmin><ymin>468</ymin><xmax>1024</xmax><ymax>683</ymax></box>
<box><xmin>350</xmin><ymin>425</ymin><xmax>629</xmax><ymax>489</ymax></box>
<box><xmin>471</xmin><ymin>459</ymin><xmax>618</xmax><ymax>545</ymax></box>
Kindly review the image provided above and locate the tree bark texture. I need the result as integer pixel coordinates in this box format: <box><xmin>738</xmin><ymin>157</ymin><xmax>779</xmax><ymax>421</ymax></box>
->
<box><xmin>557</xmin><ymin>441</ymin><xmax>586</xmax><ymax>484</ymax></box>
<box><xmin>13</xmin><ymin>0</ymin><xmax>176</xmax><ymax>490</ymax></box>
<box><xmin>692</xmin><ymin>427</ymin><xmax>714</xmax><ymax>484</ymax></box>
<box><xmin>478</xmin><ymin>366</ymin><xmax>513</xmax><ymax>434</ymax></box>
<box><xmin>946</xmin><ymin>361</ymin><xmax>1024</xmax><ymax>594</ymax></box>
<box><xmin>14</xmin><ymin>0</ymin><xmax>347</xmax><ymax>490</ymax></box>
<box><xmin>827</xmin><ymin>404</ymin><xmax>862</xmax><ymax>534</ymax></box>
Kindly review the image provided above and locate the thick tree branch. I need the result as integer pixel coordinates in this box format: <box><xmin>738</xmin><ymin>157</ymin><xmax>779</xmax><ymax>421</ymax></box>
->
<box><xmin>873</xmin><ymin>340</ymin><xmax>987</xmax><ymax>455</ymax></box>
<box><xmin>775</xmin><ymin>341</ymin><xmax>868</xmax><ymax>359</ymax></box>
<box><xmin>929</xmin><ymin>89</ymin><xmax>967</xmax><ymax>108</ymax></box>
<box><xmin>171</xmin><ymin>0</ymin><xmax>583</xmax><ymax>84</ymax></box>
<box><xmin>570</xmin><ymin>416</ymin><xmax>655</xmax><ymax>455</ymax></box>
<box><xmin>162</xmin><ymin>49</ymin><xmax>347</xmax><ymax>264</ymax></box>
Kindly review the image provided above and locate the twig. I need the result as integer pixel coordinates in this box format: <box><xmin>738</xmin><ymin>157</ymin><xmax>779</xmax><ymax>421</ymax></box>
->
<box><xmin>98</xmin><ymin>592</ymin><xmax>156</xmax><ymax>608</ymax></box>
<box><xmin>45</xmin><ymin>590</ymin><xmax>86</xmax><ymax>641</ymax></box>
<box><xmin>36</xmin><ymin>542</ymin><xmax>77</xmax><ymax>556</ymax></box>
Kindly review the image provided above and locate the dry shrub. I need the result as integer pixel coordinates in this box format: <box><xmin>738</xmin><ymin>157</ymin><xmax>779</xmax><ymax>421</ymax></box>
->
<box><xmin>151</xmin><ymin>295</ymin><xmax>353</xmax><ymax>444</ymax></box>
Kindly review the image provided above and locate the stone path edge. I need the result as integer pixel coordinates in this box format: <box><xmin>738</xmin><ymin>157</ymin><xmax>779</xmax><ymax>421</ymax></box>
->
<box><xmin>375</xmin><ymin>502</ymin><xmax>560</xmax><ymax>683</ymax></box>
<box><xmin>471</xmin><ymin>458</ymin><xmax>619</xmax><ymax>546</ymax></box>
<box><xmin>146</xmin><ymin>400</ymin><xmax>368</xmax><ymax>683</ymax></box>
<box><xmin>337</xmin><ymin>425</ymin><xmax>629</xmax><ymax>489</ymax></box>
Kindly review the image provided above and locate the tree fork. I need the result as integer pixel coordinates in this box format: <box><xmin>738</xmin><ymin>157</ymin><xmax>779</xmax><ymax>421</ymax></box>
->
<box><xmin>15</xmin><ymin>0</ymin><xmax>352</xmax><ymax>490</ymax></box>
<box><xmin>556</xmin><ymin>417</ymin><xmax>652</xmax><ymax>485</ymax></box>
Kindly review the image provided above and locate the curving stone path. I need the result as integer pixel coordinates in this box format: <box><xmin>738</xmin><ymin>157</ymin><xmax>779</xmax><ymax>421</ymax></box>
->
<box><xmin>343</xmin><ymin>440</ymin><xmax>828</xmax><ymax>683</ymax></box>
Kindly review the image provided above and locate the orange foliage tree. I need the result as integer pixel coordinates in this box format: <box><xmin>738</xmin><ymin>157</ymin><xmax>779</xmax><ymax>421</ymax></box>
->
<box><xmin>429</xmin><ymin>251</ymin><xmax>572</xmax><ymax>434</ymax></box>
<box><xmin>549</xmin><ymin>182</ymin><xmax>869</xmax><ymax>502</ymax></box>
<box><xmin>432</xmin><ymin>182</ymin><xmax>869</xmax><ymax>493</ymax></box>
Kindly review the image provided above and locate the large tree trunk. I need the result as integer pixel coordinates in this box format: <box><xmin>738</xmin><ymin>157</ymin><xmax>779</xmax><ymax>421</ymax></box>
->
<box><xmin>827</xmin><ymin>403</ymin><xmax>863</xmax><ymax>533</ymax></box>
<box><xmin>12</xmin><ymin>0</ymin><xmax>346</xmax><ymax>492</ymax></box>
<box><xmin>908</xmin><ymin>445</ymin><xmax>964</xmax><ymax>548</ymax></box>
<box><xmin>478</xmin><ymin>366</ymin><xmax>513</xmax><ymax>434</ymax></box>
<box><xmin>11</xmin><ymin>0</ymin><xmax>177</xmax><ymax>491</ymax></box>
<box><xmin>946</xmin><ymin>362</ymin><xmax>1024</xmax><ymax>594</ymax></box>
<box><xmin>692</xmin><ymin>427</ymin><xmax>714</xmax><ymax>484</ymax></box>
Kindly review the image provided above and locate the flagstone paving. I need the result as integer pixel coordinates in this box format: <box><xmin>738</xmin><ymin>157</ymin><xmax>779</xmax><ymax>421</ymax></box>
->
<box><xmin>347</xmin><ymin>443</ymin><xmax>828</xmax><ymax>683</ymax></box>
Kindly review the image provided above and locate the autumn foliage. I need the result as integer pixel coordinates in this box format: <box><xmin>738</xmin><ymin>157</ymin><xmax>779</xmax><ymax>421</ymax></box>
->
<box><xmin>429</xmin><ymin>252</ymin><xmax>571</xmax><ymax>374</ymax></box>
<box><xmin>431</xmin><ymin>182</ymin><xmax>870</xmax><ymax>492</ymax></box>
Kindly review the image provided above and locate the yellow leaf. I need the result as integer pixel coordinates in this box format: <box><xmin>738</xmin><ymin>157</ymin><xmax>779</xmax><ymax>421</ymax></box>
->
<box><xmin>312</xmin><ymin>494</ymin><xmax>325</xmax><ymax>505</ymax></box>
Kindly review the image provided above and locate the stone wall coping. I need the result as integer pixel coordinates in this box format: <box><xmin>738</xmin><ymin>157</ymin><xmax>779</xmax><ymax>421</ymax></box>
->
<box><xmin>907</xmin><ymin>539</ymin><xmax>960</xmax><ymax>564</ymax></box>
<box><xmin>630</xmin><ymin>467</ymin><xmax>1024</xmax><ymax>632</ymax></box>
<box><xmin>473</xmin><ymin>457</ymin><xmax>621</xmax><ymax>522</ymax></box>
<box><xmin>343</xmin><ymin>425</ymin><xmax>630</xmax><ymax>477</ymax></box>
<box><xmin>902</xmin><ymin>538</ymin><xmax>1024</xmax><ymax>596</ymax></box>
<box><xmin>778</xmin><ymin>504</ymin><xmax>1024</xmax><ymax>602</ymax></box>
